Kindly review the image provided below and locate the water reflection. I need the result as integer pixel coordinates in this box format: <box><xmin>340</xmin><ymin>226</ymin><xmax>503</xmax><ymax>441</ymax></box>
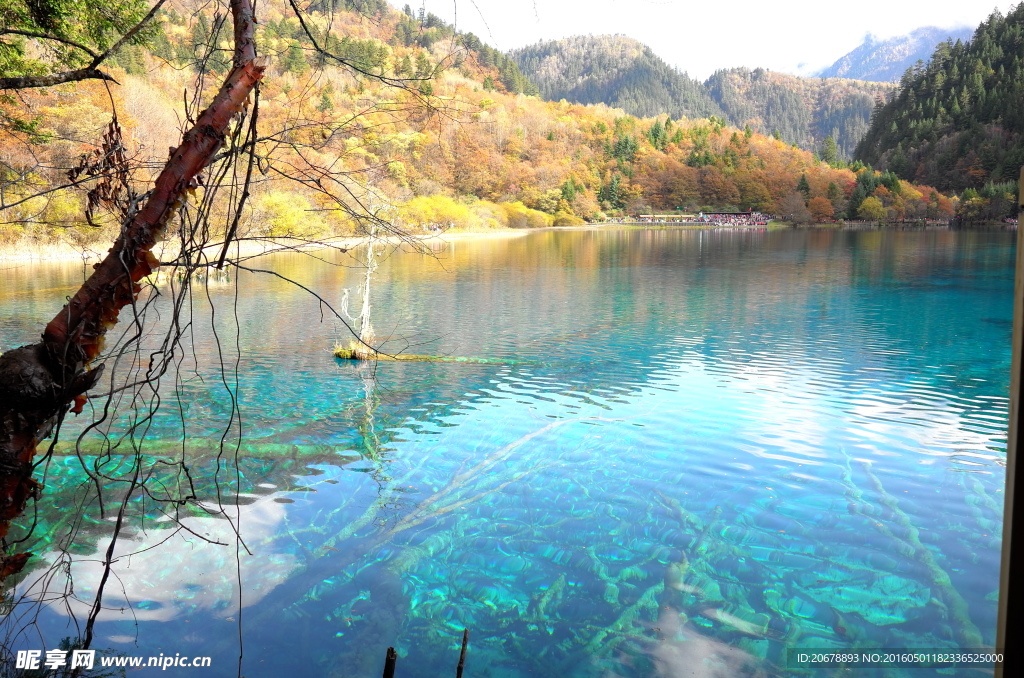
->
<box><xmin>0</xmin><ymin>228</ymin><xmax>1012</xmax><ymax>676</ymax></box>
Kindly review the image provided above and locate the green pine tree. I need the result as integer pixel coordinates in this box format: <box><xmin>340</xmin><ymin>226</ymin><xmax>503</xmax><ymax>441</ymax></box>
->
<box><xmin>820</xmin><ymin>135</ymin><xmax>839</xmax><ymax>166</ymax></box>
<box><xmin>317</xmin><ymin>90</ymin><xmax>334</xmax><ymax>112</ymax></box>
<box><xmin>797</xmin><ymin>173</ymin><xmax>811</xmax><ymax>197</ymax></box>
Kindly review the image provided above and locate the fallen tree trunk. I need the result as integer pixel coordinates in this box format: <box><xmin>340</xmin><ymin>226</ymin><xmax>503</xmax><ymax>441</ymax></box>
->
<box><xmin>0</xmin><ymin>0</ymin><xmax>265</xmax><ymax>580</ymax></box>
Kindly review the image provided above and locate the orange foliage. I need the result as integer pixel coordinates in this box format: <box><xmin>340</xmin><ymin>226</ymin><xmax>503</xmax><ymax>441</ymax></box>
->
<box><xmin>807</xmin><ymin>197</ymin><xmax>835</xmax><ymax>222</ymax></box>
<box><xmin>1</xmin><ymin>0</ymin><xmax>959</xmax><ymax>242</ymax></box>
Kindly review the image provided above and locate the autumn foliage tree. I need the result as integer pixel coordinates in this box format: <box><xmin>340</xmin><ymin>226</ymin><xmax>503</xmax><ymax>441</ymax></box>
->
<box><xmin>0</xmin><ymin>0</ymin><xmax>264</xmax><ymax>580</ymax></box>
<box><xmin>2</xmin><ymin>0</ymin><xmax>961</xmax><ymax>247</ymax></box>
<box><xmin>857</xmin><ymin>195</ymin><xmax>887</xmax><ymax>221</ymax></box>
<box><xmin>807</xmin><ymin>196</ymin><xmax>835</xmax><ymax>222</ymax></box>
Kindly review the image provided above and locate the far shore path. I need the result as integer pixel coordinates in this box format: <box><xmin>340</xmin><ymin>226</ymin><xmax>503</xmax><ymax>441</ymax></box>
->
<box><xmin>0</xmin><ymin>229</ymin><xmax>534</xmax><ymax>264</ymax></box>
<box><xmin>4</xmin><ymin>220</ymin><xmax>968</xmax><ymax>264</ymax></box>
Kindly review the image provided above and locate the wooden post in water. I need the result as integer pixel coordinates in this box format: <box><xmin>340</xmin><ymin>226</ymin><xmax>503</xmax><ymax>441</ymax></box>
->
<box><xmin>996</xmin><ymin>167</ymin><xmax>1024</xmax><ymax>678</ymax></box>
<box><xmin>456</xmin><ymin>628</ymin><xmax>469</xmax><ymax>678</ymax></box>
<box><xmin>382</xmin><ymin>647</ymin><xmax>397</xmax><ymax>678</ymax></box>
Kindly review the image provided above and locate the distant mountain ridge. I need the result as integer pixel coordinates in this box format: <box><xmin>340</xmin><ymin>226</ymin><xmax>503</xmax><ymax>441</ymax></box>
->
<box><xmin>707</xmin><ymin>68</ymin><xmax>894</xmax><ymax>160</ymax></box>
<box><xmin>511</xmin><ymin>35</ymin><xmax>893</xmax><ymax>159</ymax></box>
<box><xmin>816</xmin><ymin>26</ymin><xmax>976</xmax><ymax>82</ymax></box>
<box><xmin>855</xmin><ymin>5</ymin><xmax>1024</xmax><ymax>192</ymax></box>
<box><xmin>509</xmin><ymin>35</ymin><xmax>725</xmax><ymax>121</ymax></box>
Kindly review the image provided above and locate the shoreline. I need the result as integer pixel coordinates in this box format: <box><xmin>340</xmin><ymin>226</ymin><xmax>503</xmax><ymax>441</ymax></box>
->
<box><xmin>0</xmin><ymin>229</ymin><xmax>533</xmax><ymax>264</ymax></box>
<box><xmin>3</xmin><ymin>220</ymin><xmax>1008</xmax><ymax>264</ymax></box>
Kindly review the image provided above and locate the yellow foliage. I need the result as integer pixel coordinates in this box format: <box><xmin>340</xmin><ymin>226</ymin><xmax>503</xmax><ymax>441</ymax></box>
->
<box><xmin>899</xmin><ymin>181</ymin><xmax>923</xmax><ymax>202</ymax></box>
<box><xmin>388</xmin><ymin>160</ymin><xmax>409</xmax><ymax>187</ymax></box>
<box><xmin>0</xmin><ymin>1</ymin><xmax>961</xmax><ymax>253</ymax></box>
<box><xmin>41</xmin><ymin>95</ymin><xmax>113</xmax><ymax>140</ymax></box>
<box><xmin>397</xmin><ymin>195</ymin><xmax>555</xmax><ymax>231</ymax></box>
<box><xmin>0</xmin><ymin>224</ymin><xmax>26</xmax><ymax>246</ymax></box>
<box><xmin>255</xmin><ymin>191</ymin><xmax>326</xmax><ymax>237</ymax></box>
<box><xmin>44</xmin><ymin>191</ymin><xmax>83</xmax><ymax>224</ymax></box>
<box><xmin>553</xmin><ymin>212</ymin><xmax>585</xmax><ymax>227</ymax></box>
<box><xmin>467</xmin><ymin>201</ymin><xmax>506</xmax><ymax>230</ymax></box>
<box><xmin>857</xmin><ymin>196</ymin><xmax>887</xmax><ymax>221</ymax></box>
<box><xmin>399</xmin><ymin>194</ymin><xmax>472</xmax><ymax>230</ymax></box>
<box><xmin>500</xmin><ymin>202</ymin><xmax>553</xmax><ymax>229</ymax></box>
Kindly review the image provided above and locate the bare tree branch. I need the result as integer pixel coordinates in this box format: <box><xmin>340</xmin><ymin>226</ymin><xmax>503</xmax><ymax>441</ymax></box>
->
<box><xmin>0</xmin><ymin>29</ymin><xmax>101</xmax><ymax>59</ymax></box>
<box><xmin>0</xmin><ymin>68</ymin><xmax>117</xmax><ymax>90</ymax></box>
<box><xmin>0</xmin><ymin>0</ymin><xmax>168</xmax><ymax>91</ymax></box>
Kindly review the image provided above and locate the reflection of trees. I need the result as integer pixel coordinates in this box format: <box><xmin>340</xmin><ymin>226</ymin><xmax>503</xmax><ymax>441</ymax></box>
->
<box><xmin>151</xmin><ymin>228</ymin><xmax>1013</xmax><ymax>460</ymax></box>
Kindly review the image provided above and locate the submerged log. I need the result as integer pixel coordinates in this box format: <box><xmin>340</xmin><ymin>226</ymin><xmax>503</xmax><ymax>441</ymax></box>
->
<box><xmin>860</xmin><ymin>461</ymin><xmax>984</xmax><ymax>648</ymax></box>
<box><xmin>44</xmin><ymin>439</ymin><xmax>363</xmax><ymax>465</ymax></box>
<box><xmin>333</xmin><ymin>346</ymin><xmax>517</xmax><ymax>364</ymax></box>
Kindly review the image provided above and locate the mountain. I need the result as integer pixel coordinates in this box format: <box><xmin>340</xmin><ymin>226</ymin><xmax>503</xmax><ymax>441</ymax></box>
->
<box><xmin>855</xmin><ymin>6</ymin><xmax>1024</xmax><ymax>195</ymax></box>
<box><xmin>511</xmin><ymin>36</ymin><xmax>893</xmax><ymax>160</ymax></box>
<box><xmin>705</xmin><ymin>68</ymin><xmax>895</xmax><ymax>160</ymax></box>
<box><xmin>509</xmin><ymin>35</ymin><xmax>726</xmax><ymax>121</ymax></box>
<box><xmin>1</xmin><ymin>0</ymin><xmax>959</xmax><ymax>248</ymax></box>
<box><xmin>817</xmin><ymin>26</ymin><xmax>976</xmax><ymax>82</ymax></box>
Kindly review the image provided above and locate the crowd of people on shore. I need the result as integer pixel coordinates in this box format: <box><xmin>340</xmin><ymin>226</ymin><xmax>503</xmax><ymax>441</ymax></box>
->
<box><xmin>691</xmin><ymin>212</ymin><xmax>772</xmax><ymax>226</ymax></box>
<box><xmin>625</xmin><ymin>212</ymin><xmax>772</xmax><ymax>226</ymax></box>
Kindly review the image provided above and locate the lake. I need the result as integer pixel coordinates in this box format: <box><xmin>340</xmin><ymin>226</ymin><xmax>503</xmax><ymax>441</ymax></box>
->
<box><xmin>0</xmin><ymin>227</ymin><xmax>1011</xmax><ymax>677</ymax></box>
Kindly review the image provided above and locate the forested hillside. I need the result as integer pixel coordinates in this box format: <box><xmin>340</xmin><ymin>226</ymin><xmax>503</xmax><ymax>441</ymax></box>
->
<box><xmin>509</xmin><ymin>35</ymin><xmax>724</xmax><ymax>121</ymax></box>
<box><xmin>855</xmin><ymin>4</ymin><xmax>1024</xmax><ymax>210</ymax></box>
<box><xmin>817</xmin><ymin>26</ymin><xmax>975</xmax><ymax>82</ymax></box>
<box><xmin>1</xmin><ymin>0</ymin><xmax>959</xmax><ymax>248</ymax></box>
<box><xmin>512</xmin><ymin>37</ymin><xmax>893</xmax><ymax>161</ymax></box>
<box><xmin>705</xmin><ymin>68</ymin><xmax>894</xmax><ymax>160</ymax></box>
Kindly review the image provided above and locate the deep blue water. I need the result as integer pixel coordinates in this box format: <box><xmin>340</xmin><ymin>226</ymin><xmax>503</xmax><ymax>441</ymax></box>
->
<box><xmin>0</xmin><ymin>228</ymin><xmax>1012</xmax><ymax>677</ymax></box>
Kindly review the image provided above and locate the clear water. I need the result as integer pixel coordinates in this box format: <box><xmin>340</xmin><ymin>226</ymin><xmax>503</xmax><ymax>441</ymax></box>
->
<box><xmin>0</xmin><ymin>228</ymin><xmax>1011</xmax><ymax>677</ymax></box>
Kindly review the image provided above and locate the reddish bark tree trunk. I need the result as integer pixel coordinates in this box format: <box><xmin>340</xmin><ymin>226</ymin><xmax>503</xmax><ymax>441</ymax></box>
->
<box><xmin>0</xmin><ymin>0</ymin><xmax>264</xmax><ymax>579</ymax></box>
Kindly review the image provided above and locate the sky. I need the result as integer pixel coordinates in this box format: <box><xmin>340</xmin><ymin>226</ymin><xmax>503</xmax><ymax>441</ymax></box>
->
<box><xmin>394</xmin><ymin>0</ymin><xmax>1007</xmax><ymax>81</ymax></box>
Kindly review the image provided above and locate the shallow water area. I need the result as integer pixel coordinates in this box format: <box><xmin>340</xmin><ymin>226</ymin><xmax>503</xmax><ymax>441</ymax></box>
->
<box><xmin>0</xmin><ymin>227</ymin><xmax>1011</xmax><ymax>677</ymax></box>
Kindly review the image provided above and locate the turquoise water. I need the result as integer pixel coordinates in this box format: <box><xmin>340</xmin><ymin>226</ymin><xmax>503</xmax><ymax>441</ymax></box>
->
<box><xmin>0</xmin><ymin>228</ymin><xmax>1012</xmax><ymax>677</ymax></box>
